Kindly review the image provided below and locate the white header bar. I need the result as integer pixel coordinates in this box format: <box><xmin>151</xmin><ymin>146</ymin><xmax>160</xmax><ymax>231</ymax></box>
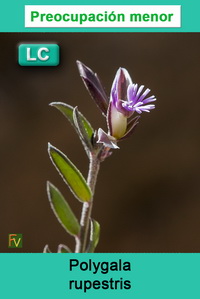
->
<box><xmin>25</xmin><ymin>5</ymin><xmax>181</xmax><ymax>28</ymax></box>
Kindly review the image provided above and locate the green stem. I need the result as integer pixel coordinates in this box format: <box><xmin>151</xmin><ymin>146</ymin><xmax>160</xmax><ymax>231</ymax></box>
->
<box><xmin>75</xmin><ymin>153</ymin><xmax>100</xmax><ymax>253</ymax></box>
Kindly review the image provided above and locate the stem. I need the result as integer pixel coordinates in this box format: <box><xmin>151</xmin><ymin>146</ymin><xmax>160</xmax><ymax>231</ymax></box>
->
<box><xmin>75</xmin><ymin>153</ymin><xmax>100</xmax><ymax>253</ymax></box>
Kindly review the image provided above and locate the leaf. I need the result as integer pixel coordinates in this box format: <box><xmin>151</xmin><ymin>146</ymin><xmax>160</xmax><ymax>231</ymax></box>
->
<box><xmin>73</xmin><ymin>106</ymin><xmax>93</xmax><ymax>152</ymax></box>
<box><xmin>50</xmin><ymin>102</ymin><xmax>94</xmax><ymax>141</ymax></box>
<box><xmin>57</xmin><ymin>244</ymin><xmax>72</xmax><ymax>253</ymax></box>
<box><xmin>48</xmin><ymin>144</ymin><xmax>92</xmax><ymax>202</ymax></box>
<box><xmin>87</xmin><ymin>219</ymin><xmax>100</xmax><ymax>253</ymax></box>
<box><xmin>47</xmin><ymin>181</ymin><xmax>80</xmax><ymax>236</ymax></box>
<box><xmin>43</xmin><ymin>244</ymin><xmax>52</xmax><ymax>253</ymax></box>
<box><xmin>76</xmin><ymin>61</ymin><xmax>108</xmax><ymax>116</ymax></box>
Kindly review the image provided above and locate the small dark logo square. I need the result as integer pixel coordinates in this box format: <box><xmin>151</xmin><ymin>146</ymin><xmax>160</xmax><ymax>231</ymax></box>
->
<box><xmin>8</xmin><ymin>234</ymin><xmax>23</xmax><ymax>248</ymax></box>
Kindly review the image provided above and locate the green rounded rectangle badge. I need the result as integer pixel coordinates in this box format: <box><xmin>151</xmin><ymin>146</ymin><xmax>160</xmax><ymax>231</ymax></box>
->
<box><xmin>18</xmin><ymin>44</ymin><xmax>60</xmax><ymax>66</ymax></box>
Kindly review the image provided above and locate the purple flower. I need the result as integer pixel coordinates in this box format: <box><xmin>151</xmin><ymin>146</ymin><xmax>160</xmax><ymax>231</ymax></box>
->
<box><xmin>111</xmin><ymin>67</ymin><xmax>156</xmax><ymax>116</ymax></box>
<box><xmin>77</xmin><ymin>61</ymin><xmax>156</xmax><ymax>149</ymax></box>
<box><xmin>107</xmin><ymin>68</ymin><xmax>156</xmax><ymax>139</ymax></box>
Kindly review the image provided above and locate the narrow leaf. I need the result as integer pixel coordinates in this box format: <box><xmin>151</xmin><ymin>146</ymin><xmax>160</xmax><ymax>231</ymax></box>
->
<box><xmin>73</xmin><ymin>106</ymin><xmax>93</xmax><ymax>151</ymax></box>
<box><xmin>47</xmin><ymin>181</ymin><xmax>80</xmax><ymax>235</ymax></box>
<box><xmin>87</xmin><ymin>219</ymin><xmax>100</xmax><ymax>253</ymax></box>
<box><xmin>77</xmin><ymin>61</ymin><xmax>108</xmax><ymax>116</ymax></box>
<box><xmin>48</xmin><ymin>144</ymin><xmax>92</xmax><ymax>202</ymax></box>
<box><xmin>57</xmin><ymin>244</ymin><xmax>72</xmax><ymax>253</ymax></box>
<box><xmin>43</xmin><ymin>244</ymin><xmax>52</xmax><ymax>253</ymax></box>
<box><xmin>50</xmin><ymin>102</ymin><xmax>94</xmax><ymax>141</ymax></box>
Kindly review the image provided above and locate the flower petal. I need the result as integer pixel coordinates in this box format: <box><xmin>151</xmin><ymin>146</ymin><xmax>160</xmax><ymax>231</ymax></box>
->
<box><xmin>138</xmin><ymin>88</ymin><xmax>151</xmax><ymax>102</ymax></box>
<box><xmin>111</xmin><ymin>67</ymin><xmax>132</xmax><ymax>105</ymax></box>
<box><xmin>134</xmin><ymin>104</ymin><xmax>155</xmax><ymax>113</ymax></box>
<box><xmin>107</xmin><ymin>102</ymin><xmax>127</xmax><ymax>139</ymax></box>
<box><xmin>119</xmin><ymin>115</ymin><xmax>140</xmax><ymax>141</ymax></box>
<box><xmin>97</xmin><ymin>128</ymin><xmax>119</xmax><ymax>149</ymax></box>
<box><xmin>135</xmin><ymin>85</ymin><xmax>145</xmax><ymax>101</ymax></box>
<box><xmin>142</xmin><ymin>95</ymin><xmax>156</xmax><ymax>104</ymax></box>
<box><xmin>77</xmin><ymin>61</ymin><xmax>109</xmax><ymax>116</ymax></box>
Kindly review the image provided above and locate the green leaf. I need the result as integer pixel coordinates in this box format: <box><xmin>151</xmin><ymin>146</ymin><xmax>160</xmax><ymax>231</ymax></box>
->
<box><xmin>87</xmin><ymin>219</ymin><xmax>100</xmax><ymax>253</ymax></box>
<box><xmin>73</xmin><ymin>106</ymin><xmax>93</xmax><ymax>152</ymax></box>
<box><xmin>47</xmin><ymin>181</ymin><xmax>80</xmax><ymax>236</ymax></box>
<box><xmin>43</xmin><ymin>244</ymin><xmax>52</xmax><ymax>253</ymax></box>
<box><xmin>48</xmin><ymin>144</ymin><xmax>92</xmax><ymax>202</ymax></box>
<box><xmin>57</xmin><ymin>244</ymin><xmax>72</xmax><ymax>253</ymax></box>
<box><xmin>50</xmin><ymin>102</ymin><xmax>94</xmax><ymax>143</ymax></box>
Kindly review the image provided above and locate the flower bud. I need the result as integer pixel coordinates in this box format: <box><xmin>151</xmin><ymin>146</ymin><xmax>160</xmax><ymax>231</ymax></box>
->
<box><xmin>108</xmin><ymin>102</ymin><xmax>127</xmax><ymax>139</ymax></box>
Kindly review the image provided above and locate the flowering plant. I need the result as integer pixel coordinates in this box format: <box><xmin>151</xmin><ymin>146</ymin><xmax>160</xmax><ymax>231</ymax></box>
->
<box><xmin>44</xmin><ymin>61</ymin><xmax>156</xmax><ymax>253</ymax></box>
